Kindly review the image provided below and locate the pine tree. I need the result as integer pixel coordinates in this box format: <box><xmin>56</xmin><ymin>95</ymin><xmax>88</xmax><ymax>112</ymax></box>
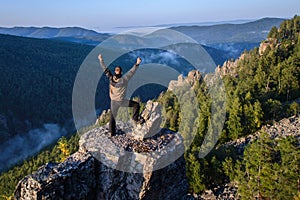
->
<box><xmin>185</xmin><ymin>147</ymin><xmax>206</xmax><ymax>194</ymax></box>
<box><xmin>235</xmin><ymin>133</ymin><xmax>300</xmax><ymax>199</ymax></box>
<box><xmin>289</xmin><ymin>101</ymin><xmax>300</xmax><ymax>116</ymax></box>
<box><xmin>222</xmin><ymin>157</ymin><xmax>235</xmax><ymax>181</ymax></box>
<box><xmin>235</xmin><ymin>132</ymin><xmax>275</xmax><ymax>199</ymax></box>
<box><xmin>226</xmin><ymin>96</ymin><xmax>243</xmax><ymax>139</ymax></box>
<box><xmin>280</xmin><ymin>58</ymin><xmax>299</xmax><ymax>100</ymax></box>
<box><xmin>265</xmin><ymin>99</ymin><xmax>282</xmax><ymax>120</ymax></box>
<box><xmin>268</xmin><ymin>26</ymin><xmax>279</xmax><ymax>38</ymax></box>
<box><xmin>274</xmin><ymin>137</ymin><xmax>300</xmax><ymax>199</ymax></box>
<box><xmin>253</xmin><ymin>100</ymin><xmax>264</xmax><ymax>128</ymax></box>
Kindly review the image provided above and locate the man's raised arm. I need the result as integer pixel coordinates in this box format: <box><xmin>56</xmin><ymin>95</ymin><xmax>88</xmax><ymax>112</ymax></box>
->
<box><xmin>124</xmin><ymin>57</ymin><xmax>142</xmax><ymax>81</ymax></box>
<box><xmin>98</xmin><ymin>54</ymin><xmax>112</xmax><ymax>78</ymax></box>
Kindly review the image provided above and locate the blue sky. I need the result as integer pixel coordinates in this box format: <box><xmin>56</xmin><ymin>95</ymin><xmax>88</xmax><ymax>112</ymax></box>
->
<box><xmin>0</xmin><ymin>0</ymin><xmax>299</xmax><ymax>31</ymax></box>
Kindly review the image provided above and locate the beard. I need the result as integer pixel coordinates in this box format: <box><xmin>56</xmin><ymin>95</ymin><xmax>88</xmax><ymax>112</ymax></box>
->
<box><xmin>114</xmin><ymin>73</ymin><xmax>122</xmax><ymax>79</ymax></box>
<box><xmin>112</xmin><ymin>73</ymin><xmax>122</xmax><ymax>82</ymax></box>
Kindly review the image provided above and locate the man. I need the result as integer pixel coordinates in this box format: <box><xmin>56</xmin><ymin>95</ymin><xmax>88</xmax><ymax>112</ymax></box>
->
<box><xmin>98</xmin><ymin>54</ymin><xmax>144</xmax><ymax>136</ymax></box>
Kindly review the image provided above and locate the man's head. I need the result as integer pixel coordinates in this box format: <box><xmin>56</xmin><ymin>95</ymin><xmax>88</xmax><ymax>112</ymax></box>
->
<box><xmin>114</xmin><ymin>66</ymin><xmax>122</xmax><ymax>75</ymax></box>
<box><xmin>113</xmin><ymin>66</ymin><xmax>122</xmax><ymax>80</ymax></box>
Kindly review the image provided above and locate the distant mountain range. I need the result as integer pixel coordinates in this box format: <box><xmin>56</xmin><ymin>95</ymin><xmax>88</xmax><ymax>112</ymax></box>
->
<box><xmin>116</xmin><ymin>19</ymin><xmax>255</xmax><ymax>29</ymax></box>
<box><xmin>0</xmin><ymin>26</ymin><xmax>111</xmax><ymax>46</ymax></box>
<box><xmin>171</xmin><ymin>17</ymin><xmax>284</xmax><ymax>44</ymax></box>
<box><xmin>0</xmin><ymin>17</ymin><xmax>284</xmax><ymax>61</ymax></box>
<box><xmin>0</xmin><ymin>26</ymin><xmax>99</xmax><ymax>38</ymax></box>
<box><xmin>171</xmin><ymin>17</ymin><xmax>285</xmax><ymax>59</ymax></box>
<box><xmin>0</xmin><ymin>18</ymin><xmax>284</xmax><ymax>44</ymax></box>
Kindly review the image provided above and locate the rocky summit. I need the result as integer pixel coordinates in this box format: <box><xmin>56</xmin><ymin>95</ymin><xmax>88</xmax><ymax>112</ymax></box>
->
<box><xmin>14</xmin><ymin>100</ymin><xmax>188</xmax><ymax>200</ymax></box>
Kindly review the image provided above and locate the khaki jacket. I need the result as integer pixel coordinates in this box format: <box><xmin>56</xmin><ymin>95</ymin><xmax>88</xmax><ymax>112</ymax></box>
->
<box><xmin>100</xmin><ymin>60</ymin><xmax>139</xmax><ymax>101</ymax></box>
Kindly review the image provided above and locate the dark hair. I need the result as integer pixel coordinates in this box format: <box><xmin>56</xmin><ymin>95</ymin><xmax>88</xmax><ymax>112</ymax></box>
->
<box><xmin>115</xmin><ymin>66</ymin><xmax>122</xmax><ymax>73</ymax></box>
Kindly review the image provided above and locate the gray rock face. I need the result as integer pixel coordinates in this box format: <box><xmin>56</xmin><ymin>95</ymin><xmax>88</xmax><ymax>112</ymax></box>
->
<box><xmin>225</xmin><ymin>115</ymin><xmax>300</xmax><ymax>155</ymax></box>
<box><xmin>14</xmin><ymin>101</ymin><xmax>188</xmax><ymax>200</ymax></box>
<box><xmin>133</xmin><ymin>100</ymin><xmax>162</xmax><ymax>140</ymax></box>
<box><xmin>14</xmin><ymin>152</ymin><xmax>96</xmax><ymax>200</ymax></box>
<box><xmin>199</xmin><ymin>183</ymin><xmax>238</xmax><ymax>200</ymax></box>
<box><xmin>168</xmin><ymin>70</ymin><xmax>202</xmax><ymax>91</ymax></box>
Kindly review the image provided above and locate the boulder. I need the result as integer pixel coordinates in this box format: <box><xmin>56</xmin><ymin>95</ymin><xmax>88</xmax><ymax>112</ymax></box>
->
<box><xmin>132</xmin><ymin>100</ymin><xmax>162</xmax><ymax>140</ymax></box>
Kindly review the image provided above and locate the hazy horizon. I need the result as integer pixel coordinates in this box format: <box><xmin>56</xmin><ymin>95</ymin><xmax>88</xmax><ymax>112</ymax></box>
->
<box><xmin>1</xmin><ymin>0</ymin><xmax>299</xmax><ymax>33</ymax></box>
<box><xmin>0</xmin><ymin>17</ymin><xmax>289</xmax><ymax>34</ymax></box>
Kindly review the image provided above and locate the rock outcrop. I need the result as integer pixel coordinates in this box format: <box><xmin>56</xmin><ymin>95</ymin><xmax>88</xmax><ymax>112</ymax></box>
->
<box><xmin>168</xmin><ymin>70</ymin><xmax>202</xmax><ymax>90</ymax></box>
<box><xmin>133</xmin><ymin>100</ymin><xmax>162</xmax><ymax>140</ymax></box>
<box><xmin>224</xmin><ymin>115</ymin><xmax>300</xmax><ymax>155</ymax></box>
<box><xmin>214</xmin><ymin>52</ymin><xmax>251</xmax><ymax>78</ymax></box>
<box><xmin>14</xmin><ymin>101</ymin><xmax>188</xmax><ymax>200</ymax></box>
<box><xmin>14</xmin><ymin>152</ymin><xmax>96</xmax><ymax>200</ymax></box>
<box><xmin>258</xmin><ymin>38</ymin><xmax>278</xmax><ymax>55</ymax></box>
<box><xmin>198</xmin><ymin>183</ymin><xmax>238</xmax><ymax>200</ymax></box>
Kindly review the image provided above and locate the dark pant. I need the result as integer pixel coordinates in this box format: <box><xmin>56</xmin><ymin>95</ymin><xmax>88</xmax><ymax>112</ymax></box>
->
<box><xmin>110</xmin><ymin>99</ymin><xmax>140</xmax><ymax>135</ymax></box>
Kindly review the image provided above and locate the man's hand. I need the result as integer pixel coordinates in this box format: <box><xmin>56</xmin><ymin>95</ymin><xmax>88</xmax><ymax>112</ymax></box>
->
<box><xmin>136</xmin><ymin>57</ymin><xmax>142</xmax><ymax>65</ymax></box>
<box><xmin>98</xmin><ymin>54</ymin><xmax>103</xmax><ymax>62</ymax></box>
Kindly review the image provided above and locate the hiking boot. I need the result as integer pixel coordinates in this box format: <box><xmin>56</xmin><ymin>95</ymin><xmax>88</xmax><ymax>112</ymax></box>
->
<box><xmin>136</xmin><ymin>117</ymin><xmax>145</xmax><ymax>125</ymax></box>
<box><xmin>131</xmin><ymin>117</ymin><xmax>145</xmax><ymax>127</ymax></box>
<box><xmin>110</xmin><ymin>132</ymin><xmax>116</xmax><ymax>137</ymax></box>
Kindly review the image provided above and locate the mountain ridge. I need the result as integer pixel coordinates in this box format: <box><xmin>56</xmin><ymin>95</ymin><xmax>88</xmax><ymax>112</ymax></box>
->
<box><xmin>0</xmin><ymin>26</ymin><xmax>100</xmax><ymax>38</ymax></box>
<box><xmin>0</xmin><ymin>26</ymin><xmax>111</xmax><ymax>46</ymax></box>
<box><xmin>171</xmin><ymin>17</ymin><xmax>284</xmax><ymax>44</ymax></box>
<box><xmin>0</xmin><ymin>17</ymin><xmax>284</xmax><ymax>44</ymax></box>
<box><xmin>0</xmin><ymin>17</ymin><xmax>285</xmax><ymax>60</ymax></box>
